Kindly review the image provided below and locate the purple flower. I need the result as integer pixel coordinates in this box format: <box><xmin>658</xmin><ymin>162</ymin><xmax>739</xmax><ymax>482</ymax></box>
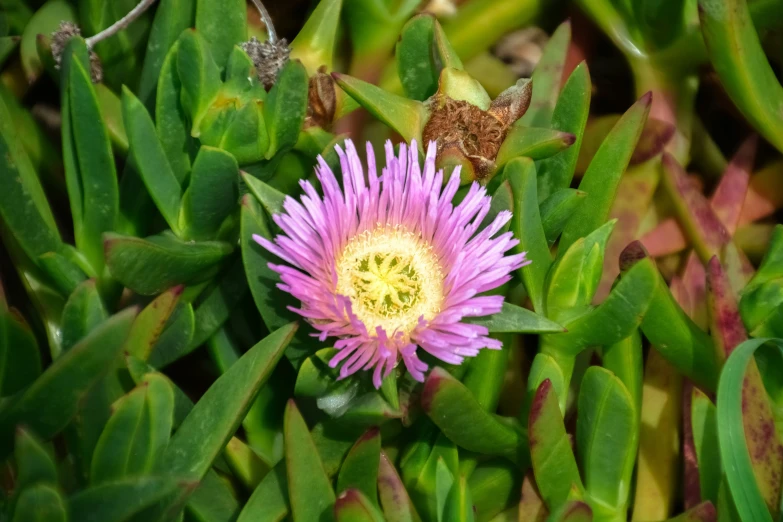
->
<box><xmin>253</xmin><ymin>139</ymin><xmax>530</xmax><ymax>388</ymax></box>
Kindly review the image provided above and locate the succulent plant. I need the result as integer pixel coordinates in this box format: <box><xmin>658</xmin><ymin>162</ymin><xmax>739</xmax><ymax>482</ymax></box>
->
<box><xmin>0</xmin><ymin>0</ymin><xmax>782</xmax><ymax>521</ymax></box>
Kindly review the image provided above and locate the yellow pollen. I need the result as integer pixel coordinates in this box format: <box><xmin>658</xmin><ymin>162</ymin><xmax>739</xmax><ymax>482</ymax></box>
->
<box><xmin>336</xmin><ymin>225</ymin><xmax>445</xmax><ymax>336</ymax></box>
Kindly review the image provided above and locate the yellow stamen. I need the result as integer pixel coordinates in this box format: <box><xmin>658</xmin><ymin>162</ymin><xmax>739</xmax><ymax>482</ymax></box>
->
<box><xmin>336</xmin><ymin>225</ymin><xmax>445</xmax><ymax>336</ymax></box>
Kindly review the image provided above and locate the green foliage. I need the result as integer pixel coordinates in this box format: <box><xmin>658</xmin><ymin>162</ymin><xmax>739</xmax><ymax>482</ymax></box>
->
<box><xmin>2</xmin><ymin>0</ymin><xmax>783</xmax><ymax>520</ymax></box>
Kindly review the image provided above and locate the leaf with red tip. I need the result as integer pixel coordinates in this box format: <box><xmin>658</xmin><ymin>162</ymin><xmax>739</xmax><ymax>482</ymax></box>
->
<box><xmin>335</xmin><ymin>488</ymin><xmax>386</xmax><ymax>522</ymax></box>
<box><xmin>518</xmin><ymin>471</ymin><xmax>548</xmax><ymax>522</ymax></box>
<box><xmin>422</xmin><ymin>368</ymin><xmax>526</xmax><ymax>464</ymax></box>
<box><xmin>528</xmin><ymin>379</ymin><xmax>583</xmax><ymax>509</ymax></box>
<box><xmin>337</xmin><ymin>428</ymin><xmax>382</xmax><ymax>507</ymax></box>
<box><xmin>660</xmin><ymin>153</ymin><xmax>730</xmax><ymax>263</ymax></box>
<box><xmin>378</xmin><ymin>451</ymin><xmax>422</xmax><ymax>522</ymax></box>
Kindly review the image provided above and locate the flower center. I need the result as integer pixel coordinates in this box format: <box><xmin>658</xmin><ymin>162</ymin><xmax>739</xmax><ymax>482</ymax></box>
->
<box><xmin>336</xmin><ymin>226</ymin><xmax>445</xmax><ymax>336</ymax></box>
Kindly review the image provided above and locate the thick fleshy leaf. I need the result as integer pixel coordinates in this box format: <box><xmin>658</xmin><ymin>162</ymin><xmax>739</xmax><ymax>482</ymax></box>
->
<box><xmin>67</xmin><ymin>57</ymin><xmax>119</xmax><ymax>272</ymax></box>
<box><xmin>536</xmin><ymin>63</ymin><xmax>591</xmax><ymax>202</ymax></box>
<box><xmin>68</xmin><ymin>476</ymin><xmax>195</xmax><ymax>522</ymax></box>
<box><xmin>378</xmin><ymin>450</ymin><xmax>421</xmax><ymax>522</ymax></box>
<box><xmin>717</xmin><ymin>338</ymin><xmax>783</xmax><ymax>522</ymax></box>
<box><xmin>699</xmin><ymin>0</ymin><xmax>783</xmax><ymax>153</ymax></box>
<box><xmin>147</xmin><ymin>303</ymin><xmax>196</xmax><ymax>369</ymax></box>
<box><xmin>290</xmin><ymin>0</ymin><xmax>343</xmax><ymax>73</ymax></box>
<box><xmin>156</xmin><ymin>42</ymin><xmax>193</xmax><ymax>182</ymax></box>
<box><xmin>158</xmin><ymin>323</ymin><xmax>296</xmax><ymax>480</ymax></box>
<box><xmin>186</xmin><ymin>469</ymin><xmax>241</xmax><ymax>522</ymax></box>
<box><xmin>104</xmin><ymin>232</ymin><xmax>232</xmax><ymax>295</ymax></box>
<box><xmin>422</xmin><ymin>368</ymin><xmax>526</xmax><ymax>464</ymax></box>
<box><xmin>0</xmin><ymin>308</ymin><xmax>135</xmax><ymax>457</ymax></box>
<box><xmin>12</xmin><ymin>484</ymin><xmax>66</xmax><ymax>522</ymax></box>
<box><xmin>122</xmin><ymin>87</ymin><xmax>182</xmax><ymax>233</ymax></box>
<box><xmin>520</xmin><ymin>20</ymin><xmax>571</xmax><ymax>127</ymax></box>
<box><xmin>464</xmin><ymin>302</ymin><xmax>563</xmax><ymax>334</ymax></box>
<box><xmin>529</xmin><ymin>379</ymin><xmax>583</xmax><ymax>509</ymax></box>
<box><xmin>189</xmin><ymin>256</ymin><xmax>248</xmax><ymax>350</ymax></box>
<box><xmin>264</xmin><ymin>60</ymin><xmax>309</xmax><ymax>159</ymax></box>
<box><xmin>337</xmin><ymin>428</ymin><xmax>381</xmax><ymax>506</ymax></box>
<box><xmin>545</xmin><ymin>219</ymin><xmax>616</xmax><ymax>323</ymax></box>
<box><xmin>333</xmin><ymin>73</ymin><xmax>427</xmax><ymax>144</ymax></box>
<box><xmin>539</xmin><ymin>189</ymin><xmax>586</xmax><ymax>246</ymax></box>
<box><xmin>559</xmin><ymin>92</ymin><xmax>651</xmax><ymax>253</ymax></box>
<box><xmin>397</xmin><ymin>15</ymin><xmax>461</xmax><ymax>101</ymax></box>
<box><xmin>0</xmin><ymin>309</ymin><xmax>41</xmax><ymax>396</ymax></box>
<box><xmin>621</xmin><ymin>242</ymin><xmax>720</xmax><ymax>391</ymax></box>
<box><xmin>60</xmin><ymin>279</ymin><xmax>107</xmax><ymax>352</ymax></box>
<box><xmin>285</xmin><ymin>400</ymin><xmax>337</xmax><ymax>522</ymax></box>
<box><xmin>442</xmin><ymin>474</ymin><xmax>474</xmax><ymax>522</ymax></box>
<box><xmin>138</xmin><ymin>0</ymin><xmax>195</xmax><ymax>107</ymax></box>
<box><xmin>14</xmin><ymin>427</ymin><xmax>57</xmax><ymax>490</ymax></box>
<box><xmin>496</xmin><ymin>127</ymin><xmax>575</xmax><ymax>170</ymax></box>
<box><xmin>461</xmin><ymin>336</ymin><xmax>511</xmax><ymax>412</ymax></box>
<box><xmin>506</xmin><ymin>158</ymin><xmax>551</xmax><ymax>313</ymax></box>
<box><xmin>177</xmin><ymin>29</ymin><xmax>222</xmax><ymax>137</ymax></box>
<box><xmin>91</xmin><ymin>374</ymin><xmax>174</xmax><ymax>483</ymax></box>
<box><xmin>468</xmin><ymin>459</ymin><xmax>521</xmax><ymax>521</ymax></box>
<box><xmin>125</xmin><ymin>286</ymin><xmax>184</xmax><ymax>360</ymax></box>
<box><xmin>0</xmin><ymin>88</ymin><xmax>62</xmax><ymax>261</ymax></box>
<box><xmin>602</xmin><ymin>330</ymin><xmax>643</xmax><ymax>413</ymax></box>
<box><xmin>182</xmin><ymin>146</ymin><xmax>240</xmax><ymax>240</ymax></box>
<box><xmin>195</xmin><ymin>0</ymin><xmax>246</xmax><ymax>69</ymax></box>
<box><xmin>526</xmin><ymin>352</ymin><xmax>567</xmax><ymax>415</ymax></box>
<box><xmin>576</xmin><ymin>366</ymin><xmax>638</xmax><ymax>512</ymax></box>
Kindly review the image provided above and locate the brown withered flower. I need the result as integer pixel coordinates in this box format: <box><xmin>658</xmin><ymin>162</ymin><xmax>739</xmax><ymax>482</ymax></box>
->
<box><xmin>305</xmin><ymin>66</ymin><xmax>337</xmax><ymax>129</ymax></box>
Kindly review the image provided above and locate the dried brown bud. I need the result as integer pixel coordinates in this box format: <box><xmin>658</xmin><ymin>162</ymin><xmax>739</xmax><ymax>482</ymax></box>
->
<box><xmin>50</xmin><ymin>21</ymin><xmax>103</xmax><ymax>83</ymax></box>
<box><xmin>242</xmin><ymin>36</ymin><xmax>291</xmax><ymax>90</ymax></box>
<box><xmin>305</xmin><ymin>68</ymin><xmax>336</xmax><ymax>129</ymax></box>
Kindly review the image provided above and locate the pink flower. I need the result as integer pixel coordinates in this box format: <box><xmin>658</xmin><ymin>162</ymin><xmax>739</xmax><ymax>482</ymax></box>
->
<box><xmin>253</xmin><ymin>139</ymin><xmax>530</xmax><ymax>388</ymax></box>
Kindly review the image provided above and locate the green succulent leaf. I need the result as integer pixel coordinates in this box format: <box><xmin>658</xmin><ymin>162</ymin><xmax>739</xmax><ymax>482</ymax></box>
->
<box><xmin>337</xmin><ymin>428</ymin><xmax>382</xmax><ymax>507</ymax></box>
<box><xmin>0</xmin><ymin>36</ymin><xmax>20</xmax><ymax>67</ymax></box>
<box><xmin>290</xmin><ymin>0</ymin><xmax>343</xmax><ymax>74</ymax></box>
<box><xmin>181</xmin><ymin>146</ymin><xmax>240</xmax><ymax>240</ymax></box>
<box><xmin>195</xmin><ymin>0</ymin><xmax>246</xmax><ymax>70</ymax></box>
<box><xmin>124</xmin><ymin>286</ymin><xmax>184</xmax><ymax>361</ymax></box>
<box><xmin>526</xmin><ymin>352</ymin><xmax>567</xmax><ymax>415</ymax></box>
<box><xmin>699</xmin><ymin>0</ymin><xmax>783</xmax><ymax>153</ymax></box>
<box><xmin>60</xmin><ymin>279</ymin><xmax>107</xmax><ymax>352</ymax></box>
<box><xmin>539</xmin><ymin>189</ymin><xmax>587</xmax><ymax>246</ymax></box>
<box><xmin>12</xmin><ymin>484</ymin><xmax>66</xmax><ymax>522</ymax></box>
<box><xmin>185</xmin><ymin>469</ymin><xmax>241</xmax><ymax>522</ymax></box>
<box><xmin>529</xmin><ymin>379</ymin><xmax>584</xmax><ymax>509</ymax></box>
<box><xmin>333</xmin><ymin>73</ymin><xmax>427</xmax><ymax>144</ymax></box>
<box><xmin>91</xmin><ymin>374</ymin><xmax>174</xmax><ymax>483</ymax></box>
<box><xmin>576</xmin><ymin>367</ymin><xmax>638</xmax><ymax>512</ymax></box>
<box><xmin>0</xmin><ymin>308</ymin><xmax>135</xmax><ymax>458</ymax></box>
<box><xmin>37</xmin><ymin>251</ymin><xmax>89</xmax><ymax>298</ymax></box>
<box><xmin>158</xmin><ymin>322</ymin><xmax>296</xmax><ymax>480</ymax></box>
<box><xmin>397</xmin><ymin>15</ymin><xmax>461</xmax><ymax>101</ymax></box>
<box><xmin>546</xmin><ymin>501</ymin><xmax>593</xmax><ymax>522</ymax></box>
<box><xmin>496</xmin><ymin>126</ymin><xmax>575</xmax><ymax>168</ymax></box>
<box><xmin>422</xmin><ymin>368</ymin><xmax>526</xmax><ymax>464</ymax></box>
<box><xmin>146</xmin><ymin>303</ymin><xmax>196</xmax><ymax>370</ymax></box>
<box><xmin>264</xmin><ymin>60</ymin><xmax>309</xmax><ymax>160</ymax></box>
<box><xmin>68</xmin><ymin>476</ymin><xmax>195</xmax><ymax>522</ymax></box>
<box><xmin>156</xmin><ymin>42</ymin><xmax>193</xmax><ymax>183</ymax></box>
<box><xmin>442</xmin><ymin>474</ymin><xmax>475</xmax><ymax>522</ymax></box>
<box><xmin>15</xmin><ymin>427</ymin><xmax>57</xmax><ymax>491</ymax></box>
<box><xmin>0</xmin><ymin>309</ymin><xmax>41</xmax><ymax>396</ymax></box>
<box><xmin>468</xmin><ymin>460</ymin><xmax>521</xmax><ymax>521</ymax></box>
<box><xmin>122</xmin><ymin>87</ymin><xmax>183</xmax><ymax>233</ymax></box>
<box><xmin>237</xmin><ymin>464</ymin><xmax>289</xmax><ymax>522</ymax></box>
<box><xmin>691</xmin><ymin>387</ymin><xmax>721</xmax><ymax>506</ymax></box>
<box><xmin>519</xmin><ymin>21</ymin><xmax>571</xmax><ymax>128</ymax></box>
<box><xmin>536</xmin><ymin>63</ymin><xmax>592</xmax><ymax>202</ymax></box>
<box><xmin>601</xmin><ymin>331</ymin><xmax>644</xmax><ymax>414</ymax></box>
<box><xmin>464</xmin><ymin>302</ymin><xmax>564</xmax><ymax>334</ymax></box>
<box><xmin>559</xmin><ymin>92</ymin><xmax>651</xmax><ymax>253</ymax></box>
<box><xmin>285</xmin><ymin>399</ymin><xmax>337</xmax><ymax>522</ymax></box>
<box><xmin>138</xmin><ymin>0</ymin><xmax>195</xmax><ymax>107</ymax></box>
<box><xmin>177</xmin><ymin>29</ymin><xmax>222</xmax><ymax>136</ymax></box>
<box><xmin>104</xmin><ymin>232</ymin><xmax>233</xmax><ymax>295</ymax></box>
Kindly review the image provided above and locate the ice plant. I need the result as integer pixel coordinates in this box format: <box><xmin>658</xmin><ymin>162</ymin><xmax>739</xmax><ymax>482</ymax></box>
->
<box><xmin>254</xmin><ymin>139</ymin><xmax>530</xmax><ymax>387</ymax></box>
